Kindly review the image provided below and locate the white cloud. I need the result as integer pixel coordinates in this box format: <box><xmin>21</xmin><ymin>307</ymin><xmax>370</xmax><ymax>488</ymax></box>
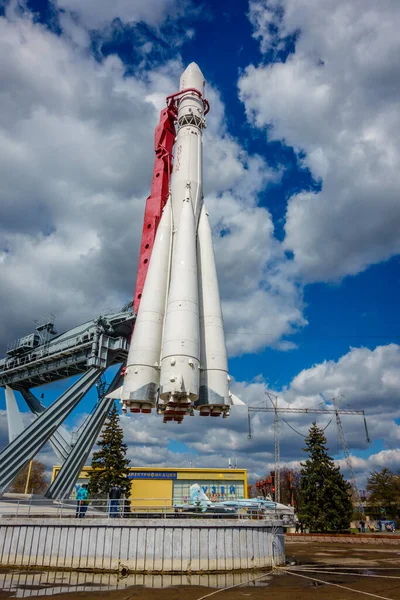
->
<box><xmin>54</xmin><ymin>0</ymin><xmax>187</xmax><ymax>30</ymax></box>
<box><xmin>205</xmin><ymin>189</ymin><xmax>306</xmax><ymax>355</ymax></box>
<box><xmin>0</xmin><ymin>13</ymin><xmax>161</xmax><ymax>345</ymax></box>
<box><xmin>239</xmin><ymin>0</ymin><xmax>400</xmax><ymax>282</ymax></box>
<box><xmin>0</xmin><ymin>10</ymin><xmax>305</xmax><ymax>357</ymax></box>
<box><xmin>287</xmin><ymin>344</ymin><xmax>400</xmax><ymax>416</ymax></box>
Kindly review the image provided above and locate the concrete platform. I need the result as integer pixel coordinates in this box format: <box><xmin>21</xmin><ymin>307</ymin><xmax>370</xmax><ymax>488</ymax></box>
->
<box><xmin>0</xmin><ymin>517</ymin><xmax>285</xmax><ymax>573</ymax></box>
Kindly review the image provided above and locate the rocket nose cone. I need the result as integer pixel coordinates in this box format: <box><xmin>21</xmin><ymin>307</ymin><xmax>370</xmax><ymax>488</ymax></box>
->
<box><xmin>186</xmin><ymin>62</ymin><xmax>203</xmax><ymax>74</ymax></box>
<box><xmin>180</xmin><ymin>62</ymin><xmax>205</xmax><ymax>95</ymax></box>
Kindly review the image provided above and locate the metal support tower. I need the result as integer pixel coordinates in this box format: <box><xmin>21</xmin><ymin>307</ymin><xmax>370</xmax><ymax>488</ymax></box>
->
<box><xmin>0</xmin><ymin>310</ymin><xmax>133</xmax><ymax>389</ymax></box>
<box><xmin>19</xmin><ymin>388</ymin><xmax>72</xmax><ymax>462</ymax></box>
<box><xmin>333</xmin><ymin>395</ymin><xmax>368</xmax><ymax>515</ymax></box>
<box><xmin>270</xmin><ymin>393</ymin><xmax>281</xmax><ymax>503</ymax></box>
<box><xmin>248</xmin><ymin>396</ymin><xmax>370</xmax><ymax>504</ymax></box>
<box><xmin>0</xmin><ymin>308</ymin><xmax>134</xmax><ymax>497</ymax></box>
<box><xmin>46</xmin><ymin>371</ymin><xmax>123</xmax><ymax>499</ymax></box>
<box><xmin>0</xmin><ymin>368</ymin><xmax>104</xmax><ymax>494</ymax></box>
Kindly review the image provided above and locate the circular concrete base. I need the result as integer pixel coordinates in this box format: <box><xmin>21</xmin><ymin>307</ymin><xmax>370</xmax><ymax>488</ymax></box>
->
<box><xmin>0</xmin><ymin>518</ymin><xmax>285</xmax><ymax>573</ymax></box>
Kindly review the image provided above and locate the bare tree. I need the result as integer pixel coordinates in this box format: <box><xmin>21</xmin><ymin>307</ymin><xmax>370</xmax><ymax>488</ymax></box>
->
<box><xmin>10</xmin><ymin>460</ymin><xmax>48</xmax><ymax>494</ymax></box>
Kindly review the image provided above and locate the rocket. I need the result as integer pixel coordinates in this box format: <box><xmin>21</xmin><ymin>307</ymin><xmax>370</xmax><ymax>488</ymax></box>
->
<box><xmin>108</xmin><ymin>63</ymin><xmax>244</xmax><ymax>423</ymax></box>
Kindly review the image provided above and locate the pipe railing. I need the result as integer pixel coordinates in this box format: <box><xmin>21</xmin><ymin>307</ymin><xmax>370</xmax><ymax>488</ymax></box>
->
<box><xmin>0</xmin><ymin>497</ymin><xmax>295</xmax><ymax>522</ymax></box>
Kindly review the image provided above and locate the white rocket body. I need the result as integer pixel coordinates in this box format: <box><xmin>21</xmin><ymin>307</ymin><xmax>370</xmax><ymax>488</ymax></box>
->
<box><xmin>108</xmin><ymin>63</ymin><xmax>244</xmax><ymax>422</ymax></box>
<box><xmin>108</xmin><ymin>200</ymin><xmax>172</xmax><ymax>414</ymax></box>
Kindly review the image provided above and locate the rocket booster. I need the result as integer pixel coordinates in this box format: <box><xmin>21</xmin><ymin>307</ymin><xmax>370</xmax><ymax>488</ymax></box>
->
<box><xmin>108</xmin><ymin>63</ymin><xmax>244</xmax><ymax>422</ymax></box>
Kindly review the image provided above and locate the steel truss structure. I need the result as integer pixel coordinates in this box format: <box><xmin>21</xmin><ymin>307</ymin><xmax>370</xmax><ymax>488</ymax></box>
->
<box><xmin>247</xmin><ymin>397</ymin><xmax>370</xmax><ymax>504</ymax></box>
<box><xmin>0</xmin><ymin>309</ymin><xmax>134</xmax><ymax>498</ymax></box>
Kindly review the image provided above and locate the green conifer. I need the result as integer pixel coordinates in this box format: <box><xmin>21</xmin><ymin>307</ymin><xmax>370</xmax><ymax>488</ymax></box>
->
<box><xmin>298</xmin><ymin>422</ymin><xmax>353</xmax><ymax>532</ymax></box>
<box><xmin>88</xmin><ymin>403</ymin><xmax>131</xmax><ymax>499</ymax></box>
<box><xmin>366</xmin><ymin>468</ymin><xmax>400</xmax><ymax>518</ymax></box>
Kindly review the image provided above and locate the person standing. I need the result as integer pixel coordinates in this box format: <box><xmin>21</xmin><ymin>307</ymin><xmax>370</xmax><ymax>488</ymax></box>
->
<box><xmin>359</xmin><ymin>518</ymin><xmax>366</xmax><ymax>533</ymax></box>
<box><xmin>76</xmin><ymin>484</ymin><xmax>89</xmax><ymax>518</ymax></box>
<box><xmin>108</xmin><ymin>483</ymin><xmax>122</xmax><ymax>518</ymax></box>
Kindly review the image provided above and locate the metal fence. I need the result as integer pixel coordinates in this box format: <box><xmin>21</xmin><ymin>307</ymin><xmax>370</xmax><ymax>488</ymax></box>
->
<box><xmin>0</xmin><ymin>498</ymin><xmax>169</xmax><ymax>519</ymax></box>
<box><xmin>0</xmin><ymin>497</ymin><xmax>294</xmax><ymax>522</ymax></box>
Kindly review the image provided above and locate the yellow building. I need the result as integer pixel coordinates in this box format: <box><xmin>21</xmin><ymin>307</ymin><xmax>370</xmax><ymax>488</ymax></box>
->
<box><xmin>51</xmin><ymin>466</ymin><xmax>248</xmax><ymax>507</ymax></box>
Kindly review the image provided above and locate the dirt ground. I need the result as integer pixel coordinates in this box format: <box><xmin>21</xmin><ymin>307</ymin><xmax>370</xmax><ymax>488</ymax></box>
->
<box><xmin>2</xmin><ymin>541</ymin><xmax>400</xmax><ymax>599</ymax></box>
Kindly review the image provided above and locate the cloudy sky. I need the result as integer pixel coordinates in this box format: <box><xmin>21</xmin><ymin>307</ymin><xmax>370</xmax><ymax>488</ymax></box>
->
<box><xmin>1</xmin><ymin>0</ymin><xmax>400</xmax><ymax>488</ymax></box>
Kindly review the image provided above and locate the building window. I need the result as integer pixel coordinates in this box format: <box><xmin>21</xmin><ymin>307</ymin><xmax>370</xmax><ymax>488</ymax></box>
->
<box><xmin>172</xmin><ymin>480</ymin><xmax>244</xmax><ymax>504</ymax></box>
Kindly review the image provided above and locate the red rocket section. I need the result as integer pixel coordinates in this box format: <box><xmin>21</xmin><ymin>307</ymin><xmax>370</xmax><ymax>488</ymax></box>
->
<box><xmin>133</xmin><ymin>104</ymin><xmax>177</xmax><ymax>314</ymax></box>
<box><xmin>132</xmin><ymin>89</ymin><xmax>208</xmax><ymax>316</ymax></box>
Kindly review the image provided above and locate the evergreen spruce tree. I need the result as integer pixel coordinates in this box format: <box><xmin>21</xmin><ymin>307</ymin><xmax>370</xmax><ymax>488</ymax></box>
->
<box><xmin>88</xmin><ymin>403</ymin><xmax>131</xmax><ymax>499</ymax></box>
<box><xmin>298</xmin><ymin>422</ymin><xmax>353</xmax><ymax>532</ymax></box>
<box><xmin>366</xmin><ymin>468</ymin><xmax>400</xmax><ymax>518</ymax></box>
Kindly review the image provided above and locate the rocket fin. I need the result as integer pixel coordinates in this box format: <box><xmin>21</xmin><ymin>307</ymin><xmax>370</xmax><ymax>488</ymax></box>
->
<box><xmin>105</xmin><ymin>385</ymin><xmax>123</xmax><ymax>400</ymax></box>
<box><xmin>229</xmin><ymin>393</ymin><xmax>246</xmax><ymax>406</ymax></box>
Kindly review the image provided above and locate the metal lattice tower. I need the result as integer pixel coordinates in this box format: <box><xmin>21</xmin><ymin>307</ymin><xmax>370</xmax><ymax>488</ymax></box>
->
<box><xmin>248</xmin><ymin>395</ymin><xmax>370</xmax><ymax>505</ymax></box>
<box><xmin>333</xmin><ymin>395</ymin><xmax>367</xmax><ymax>516</ymax></box>
<box><xmin>0</xmin><ymin>308</ymin><xmax>134</xmax><ymax>498</ymax></box>
<box><xmin>269</xmin><ymin>393</ymin><xmax>281</xmax><ymax>503</ymax></box>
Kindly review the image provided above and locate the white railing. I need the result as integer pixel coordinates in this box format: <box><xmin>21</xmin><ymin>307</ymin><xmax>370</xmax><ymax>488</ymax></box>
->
<box><xmin>237</xmin><ymin>507</ymin><xmax>294</xmax><ymax>523</ymax></box>
<box><xmin>0</xmin><ymin>497</ymin><xmax>171</xmax><ymax>519</ymax></box>
<box><xmin>0</xmin><ymin>498</ymin><xmax>234</xmax><ymax>519</ymax></box>
<box><xmin>0</xmin><ymin>496</ymin><xmax>295</xmax><ymax>523</ymax></box>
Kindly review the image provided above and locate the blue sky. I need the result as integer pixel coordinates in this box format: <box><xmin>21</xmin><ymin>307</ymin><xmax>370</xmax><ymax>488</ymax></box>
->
<box><xmin>0</xmin><ymin>0</ymin><xmax>400</xmax><ymax>484</ymax></box>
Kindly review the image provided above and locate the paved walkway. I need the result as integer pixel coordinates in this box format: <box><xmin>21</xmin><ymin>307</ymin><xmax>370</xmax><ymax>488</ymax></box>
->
<box><xmin>287</xmin><ymin>532</ymin><xmax>400</xmax><ymax>544</ymax></box>
<box><xmin>0</xmin><ymin>497</ymin><xmax>99</xmax><ymax>517</ymax></box>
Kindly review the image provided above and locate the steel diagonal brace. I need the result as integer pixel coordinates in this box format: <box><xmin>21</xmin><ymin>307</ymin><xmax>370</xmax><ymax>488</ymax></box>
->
<box><xmin>19</xmin><ymin>388</ymin><xmax>72</xmax><ymax>463</ymax></box>
<box><xmin>46</xmin><ymin>370</ymin><xmax>123</xmax><ymax>499</ymax></box>
<box><xmin>0</xmin><ymin>368</ymin><xmax>104</xmax><ymax>495</ymax></box>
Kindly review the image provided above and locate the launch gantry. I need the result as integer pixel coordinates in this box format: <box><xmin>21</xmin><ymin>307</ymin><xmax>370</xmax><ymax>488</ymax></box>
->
<box><xmin>0</xmin><ymin>309</ymin><xmax>134</xmax><ymax>498</ymax></box>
